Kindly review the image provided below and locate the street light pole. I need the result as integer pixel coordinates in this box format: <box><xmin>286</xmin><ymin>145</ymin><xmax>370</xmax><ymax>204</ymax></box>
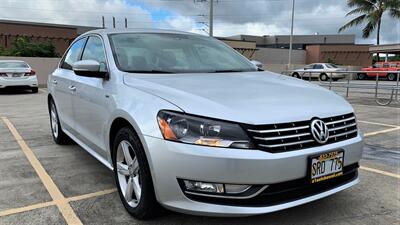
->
<box><xmin>209</xmin><ymin>0</ymin><xmax>214</xmax><ymax>37</ymax></box>
<box><xmin>288</xmin><ymin>0</ymin><xmax>295</xmax><ymax>70</ymax></box>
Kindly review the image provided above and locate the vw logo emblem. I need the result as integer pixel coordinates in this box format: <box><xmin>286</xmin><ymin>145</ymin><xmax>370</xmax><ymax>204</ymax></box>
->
<box><xmin>310</xmin><ymin>119</ymin><xmax>329</xmax><ymax>144</ymax></box>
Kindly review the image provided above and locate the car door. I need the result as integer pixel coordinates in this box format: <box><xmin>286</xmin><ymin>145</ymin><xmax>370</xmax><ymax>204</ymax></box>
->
<box><xmin>312</xmin><ymin>64</ymin><xmax>324</xmax><ymax>78</ymax></box>
<box><xmin>71</xmin><ymin>35</ymin><xmax>110</xmax><ymax>157</ymax></box>
<box><xmin>302</xmin><ymin>64</ymin><xmax>314</xmax><ymax>79</ymax></box>
<box><xmin>51</xmin><ymin>37</ymin><xmax>87</xmax><ymax>132</ymax></box>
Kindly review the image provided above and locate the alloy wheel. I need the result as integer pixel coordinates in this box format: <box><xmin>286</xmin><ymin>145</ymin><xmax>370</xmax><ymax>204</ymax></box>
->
<box><xmin>50</xmin><ymin>104</ymin><xmax>59</xmax><ymax>138</ymax></box>
<box><xmin>116</xmin><ymin>140</ymin><xmax>142</xmax><ymax>208</ymax></box>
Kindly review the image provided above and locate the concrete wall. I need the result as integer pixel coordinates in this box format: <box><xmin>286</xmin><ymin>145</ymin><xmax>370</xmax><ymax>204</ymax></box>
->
<box><xmin>256</xmin><ymin>47</ymin><xmax>306</xmax><ymax>65</ymax></box>
<box><xmin>0</xmin><ymin>56</ymin><xmax>61</xmax><ymax>87</ymax></box>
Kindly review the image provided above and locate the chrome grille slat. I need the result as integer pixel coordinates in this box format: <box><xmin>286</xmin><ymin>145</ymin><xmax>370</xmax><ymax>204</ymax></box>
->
<box><xmin>246</xmin><ymin>113</ymin><xmax>358</xmax><ymax>153</ymax></box>
<box><xmin>247</xmin><ymin>125</ymin><xmax>309</xmax><ymax>134</ymax></box>
<box><xmin>259</xmin><ymin>139</ymin><xmax>314</xmax><ymax>148</ymax></box>
<box><xmin>253</xmin><ymin>132</ymin><xmax>311</xmax><ymax>141</ymax></box>
<box><xmin>326</xmin><ymin>116</ymin><xmax>355</xmax><ymax>125</ymax></box>
<box><xmin>329</xmin><ymin>122</ymin><xmax>357</xmax><ymax>131</ymax></box>
<box><xmin>329</xmin><ymin>129</ymin><xmax>358</xmax><ymax>139</ymax></box>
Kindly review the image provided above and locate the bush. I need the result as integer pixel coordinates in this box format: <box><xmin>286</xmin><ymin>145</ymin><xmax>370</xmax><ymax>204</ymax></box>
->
<box><xmin>0</xmin><ymin>37</ymin><xmax>58</xmax><ymax>57</ymax></box>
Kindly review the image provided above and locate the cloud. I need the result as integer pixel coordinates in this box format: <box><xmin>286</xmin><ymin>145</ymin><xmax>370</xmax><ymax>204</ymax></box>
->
<box><xmin>1</xmin><ymin>0</ymin><xmax>399</xmax><ymax>44</ymax></box>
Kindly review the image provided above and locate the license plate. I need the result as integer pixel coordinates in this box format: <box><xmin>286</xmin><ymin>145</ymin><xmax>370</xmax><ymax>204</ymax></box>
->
<box><xmin>310</xmin><ymin>151</ymin><xmax>344</xmax><ymax>183</ymax></box>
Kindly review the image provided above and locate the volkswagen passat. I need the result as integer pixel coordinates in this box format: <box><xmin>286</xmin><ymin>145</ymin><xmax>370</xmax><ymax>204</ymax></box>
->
<box><xmin>0</xmin><ymin>60</ymin><xmax>38</xmax><ymax>93</ymax></box>
<box><xmin>47</xmin><ymin>29</ymin><xmax>363</xmax><ymax>219</ymax></box>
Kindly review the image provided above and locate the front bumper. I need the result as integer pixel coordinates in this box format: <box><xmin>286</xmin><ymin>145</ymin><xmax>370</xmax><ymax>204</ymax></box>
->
<box><xmin>143</xmin><ymin>133</ymin><xmax>363</xmax><ymax>216</ymax></box>
<box><xmin>0</xmin><ymin>76</ymin><xmax>38</xmax><ymax>88</ymax></box>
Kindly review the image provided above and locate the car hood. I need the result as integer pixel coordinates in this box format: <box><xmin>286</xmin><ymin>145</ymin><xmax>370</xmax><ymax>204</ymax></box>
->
<box><xmin>123</xmin><ymin>71</ymin><xmax>353</xmax><ymax>124</ymax></box>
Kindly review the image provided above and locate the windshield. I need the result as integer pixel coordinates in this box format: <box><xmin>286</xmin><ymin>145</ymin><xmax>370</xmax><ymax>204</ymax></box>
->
<box><xmin>109</xmin><ymin>33</ymin><xmax>257</xmax><ymax>73</ymax></box>
<box><xmin>325</xmin><ymin>63</ymin><xmax>338</xmax><ymax>68</ymax></box>
<box><xmin>0</xmin><ymin>62</ymin><xmax>29</xmax><ymax>68</ymax></box>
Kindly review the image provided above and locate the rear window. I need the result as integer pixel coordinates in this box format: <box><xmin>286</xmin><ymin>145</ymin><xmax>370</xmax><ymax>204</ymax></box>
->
<box><xmin>0</xmin><ymin>62</ymin><xmax>29</xmax><ymax>68</ymax></box>
<box><xmin>326</xmin><ymin>63</ymin><xmax>338</xmax><ymax>68</ymax></box>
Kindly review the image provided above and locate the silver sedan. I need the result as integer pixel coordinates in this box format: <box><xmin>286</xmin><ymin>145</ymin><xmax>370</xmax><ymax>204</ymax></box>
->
<box><xmin>47</xmin><ymin>29</ymin><xmax>363</xmax><ymax>219</ymax></box>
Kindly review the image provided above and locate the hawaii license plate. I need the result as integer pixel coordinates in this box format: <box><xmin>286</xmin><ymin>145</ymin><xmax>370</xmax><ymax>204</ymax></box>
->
<box><xmin>310</xmin><ymin>150</ymin><xmax>344</xmax><ymax>183</ymax></box>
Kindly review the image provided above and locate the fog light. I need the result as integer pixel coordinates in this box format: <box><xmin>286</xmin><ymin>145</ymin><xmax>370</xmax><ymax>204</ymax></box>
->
<box><xmin>183</xmin><ymin>180</ymin><xmax>224</xmax><ymax>193</ymax></box>
<box><xmin>225</xmin><ymin>184</ymin><xmax>252</xmax><ymax>194</ymax></box>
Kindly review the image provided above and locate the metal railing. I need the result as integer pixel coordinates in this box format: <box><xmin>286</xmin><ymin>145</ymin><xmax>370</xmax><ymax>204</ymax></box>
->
<box><xmin>281</xmin><ymin>70</ymin><xmax>400</xmax><ymax>106</ymax></box>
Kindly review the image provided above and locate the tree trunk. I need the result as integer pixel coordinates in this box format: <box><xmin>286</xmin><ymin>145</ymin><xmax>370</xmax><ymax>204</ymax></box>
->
<box><xmin>376</xmin><ymin>18</ymin><xmax>381</xmax><ymax>62</ymax></box>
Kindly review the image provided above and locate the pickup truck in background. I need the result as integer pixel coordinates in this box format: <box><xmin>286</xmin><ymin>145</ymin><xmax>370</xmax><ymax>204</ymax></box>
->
<box><xmin>357</xmin><ymin>61</ymin><xmax>400</xmax><ymax>81</ymax></box>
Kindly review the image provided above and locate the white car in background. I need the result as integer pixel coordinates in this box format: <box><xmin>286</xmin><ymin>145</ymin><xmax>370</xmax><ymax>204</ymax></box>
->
<box><xmin>0</xmin><ymin>60</ymin><xmax>38</xmax><ymax>93</ymax></box>
<box><xmin>291</xmin><ymin>63</ymin><xmax>347</xmax><ymax>81</ymax></box>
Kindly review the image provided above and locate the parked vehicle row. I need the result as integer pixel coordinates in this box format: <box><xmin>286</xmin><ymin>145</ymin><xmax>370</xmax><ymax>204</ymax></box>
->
<box><xmin>0</xmin><ymin>60</ymin><xmax>38</xmax><ymax>93</ymax></box>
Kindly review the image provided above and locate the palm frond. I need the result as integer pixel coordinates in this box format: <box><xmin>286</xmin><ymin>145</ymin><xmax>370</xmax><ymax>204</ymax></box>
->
<box><xmin>362</xmin><ymin>20</ymin><xmax>377</xmax><ymax>38</ymax></box>
<box><xmin>347</xmin><ymin>0</ymin><xmax>376</xmax><ymax>8</ymax></box>
<box><xmin>346</xmin><ymin>6</ymin><xmax>374</xmax><ymax>16</ymax></box>
<box><xmin>338</xmin><ymin>14</ymin><xmax>367</xmax><ymax>32</ymax></box>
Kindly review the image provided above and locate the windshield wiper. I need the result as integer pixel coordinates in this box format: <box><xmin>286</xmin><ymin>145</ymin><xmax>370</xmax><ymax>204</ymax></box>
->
<box><xmin>210</xmin><ymin>70</ymin><xmax>245</xmax><ymax>73</ymax></box>
<box><xmin>124</xmin><ymin>70</ymin><xmax>174</xmax><ymax>74</ymax></box>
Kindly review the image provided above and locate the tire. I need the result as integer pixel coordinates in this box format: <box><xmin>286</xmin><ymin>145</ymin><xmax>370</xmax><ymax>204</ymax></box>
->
<box><xmin>356</xmin><ymin>73</ymin><xmax>366</xmax><ymax>80</ymax></box>
<box><xmin>49</xmin><ymin>100</ymin><xmax>72</xmax><ymax>145</ymax></box>
<box><xmin>32</xmin><ymin>87</ymin><xmax>38</xmax><ymax>93</ymax></box>
<box><xmin>319</xmin><ymin>73</ymin><xmax>329</xmax><ymax>81</ymax></box>
<box><xmin>112</xmin><ymin>127</ymin><xmax>162</xmax><ymax>220</ymax></box>
<box><xmin>292</xmin><ymin>72</ymin><xmax>301</xmax><ymax>79</ymax></box>
<box><xmin>387</xmin><ymin>73</ymin><xmax>397</xmax><ymax>81</ymax></box>
<box><xmin>332</xmin><ymin>78</ymin><xmax>339</xmax><ymax>82</ymax></box>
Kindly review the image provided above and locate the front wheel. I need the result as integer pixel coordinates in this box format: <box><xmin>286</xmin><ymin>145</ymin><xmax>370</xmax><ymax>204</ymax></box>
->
<box><xmin>32</xmin><ymin>87</ymin><xmax>38</xmax><ymax>93</ymax></box>
<box><xmin>113</xmin><ymin>127</ymin><xmax>162</xmax><ymax>220</ymax></box>
<box><xmin>387</xmin><ymin>73</ymin><xmax>397</xmax><ymax>81</ymax></box>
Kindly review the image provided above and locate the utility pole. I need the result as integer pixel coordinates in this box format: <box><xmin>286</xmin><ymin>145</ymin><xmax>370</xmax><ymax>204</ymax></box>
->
<box><xmin>102</xmin><ymin>16</ymin><xmax>105</xmax><ymax>28</ymax></box>
<box><xmin>209</xmin><ymin>0</ymin><xmax>214</xmax><ymax>37</ymax></box>
<box><xmin>125</xmin><ymin>17</ymin><xmax>128</xmax><ymax>28</ymax></box>
<box><xmin>288</xmin><ymin>0</ymin><xmax>295</xmax><ymax>70</ymax></box>
<box><xmin>112</xmin><ymin>17</ymin><xmax>116</xmax><ymax>28</ymax></box>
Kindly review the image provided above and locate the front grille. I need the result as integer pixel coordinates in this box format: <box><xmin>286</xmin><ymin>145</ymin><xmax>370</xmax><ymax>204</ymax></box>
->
<box><xmin>185</xmin><ymin>164</ymin><xmax>359</xmax><ymax>207</ymax></box>
<box><xmin>244</xmin><ymin>113</ymin><xmax>358</xmax><ymax>153</ymax></box>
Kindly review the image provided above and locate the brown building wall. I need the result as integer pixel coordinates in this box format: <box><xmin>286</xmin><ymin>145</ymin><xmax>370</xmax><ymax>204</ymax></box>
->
<box><xmin>0</xmin><ymin>22</ymin><xmax>79</xmax><ymax>56</ymax></box>
<box><xmin>306</xmin><ymin>44</ymin><xmax>372</xmax><ymax>67</ymax></box>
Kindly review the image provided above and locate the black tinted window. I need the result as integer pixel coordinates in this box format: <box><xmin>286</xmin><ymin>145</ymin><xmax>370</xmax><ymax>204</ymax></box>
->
<box><xmin>61</xmin><ymin>38</ymin><xmax>86</xmax><ymax>70</ymax></box>
<box><xmin>81</xmin><ymin>36</ymin><xmax>107</xmax><ymax>71</ymax></box>
<box><xmin>313</xmin><ymin>64</ymin><xmax>324</xmax><ymax>69</ymax></box>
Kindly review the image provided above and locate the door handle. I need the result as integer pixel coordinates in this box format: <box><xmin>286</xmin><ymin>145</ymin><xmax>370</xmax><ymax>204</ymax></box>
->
<box><xmin>68</xmin><ymin>86</ymin><xmax>76</xmax><ymax>92</ymax></box>
<box><xmin>52</xmin><ymin>79</ymin><xmax>58</xmax><ymax>85</ymax></box>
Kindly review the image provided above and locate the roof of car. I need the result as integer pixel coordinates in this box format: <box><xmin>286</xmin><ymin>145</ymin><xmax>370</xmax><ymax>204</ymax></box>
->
<box><xmin>82</xmin><ymin>28</ymin><xmax>202</xmax><ymax>37</ymax></box>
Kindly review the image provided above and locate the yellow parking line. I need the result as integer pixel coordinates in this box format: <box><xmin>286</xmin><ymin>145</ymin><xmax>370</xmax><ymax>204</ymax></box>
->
<box><xmin>360</xmin><ymin>166</ymin><xmax>400</xmax><ymax>179</ymax></box>
<box><xmin>67</xmin><ymin>188</ymin><xmax>117</xmax><ymax>202</ymax></box>
<box><xmin>0</xmin><ymin>201</ymin><xmax>55</xmax><ymax>217</ymax></box>
<box><xmin>364</xmin><ymin>127</ymin><xmax>400</xmax><ymax>137</ymax></box>
<box><xmin>358</xmin><ymin>120</ymin><xmax>399</xmax><ymax>128</ymax></box>
<box><xmin>0</xmin><ymin>189</ymin><xmax>117</xmax><ymax>218</ymax></box>
<box><xmin>1</xmin><ymin>117</ymin><xmax>83</xmax><ymax>225</ymax></box>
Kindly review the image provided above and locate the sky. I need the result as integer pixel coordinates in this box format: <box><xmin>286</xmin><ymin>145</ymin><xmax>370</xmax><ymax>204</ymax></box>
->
<box><xmin>1</xmin><ymin>0</ymin><xmax>399</xmax><ymax>44</ymax></box>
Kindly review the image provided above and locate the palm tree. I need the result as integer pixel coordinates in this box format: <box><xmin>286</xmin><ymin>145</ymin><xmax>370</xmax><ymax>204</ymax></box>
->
<box><xmin>339</xmin><ymin>0</ymin><xmax>400</xmax><ymax>47</ymax></box>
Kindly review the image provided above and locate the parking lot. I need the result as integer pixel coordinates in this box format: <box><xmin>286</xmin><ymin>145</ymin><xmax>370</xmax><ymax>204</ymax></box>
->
<box><xmin>0</xmin><ymin>88</ymin><xmax>399</xmax><ymax>225</ymax></box>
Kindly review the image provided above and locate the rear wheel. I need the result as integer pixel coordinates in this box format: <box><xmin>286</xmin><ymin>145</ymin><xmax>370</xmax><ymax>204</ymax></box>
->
<box><xmin>32</xmin><ymin>87</ymin><xmax>38</xmax><ymax>93</ymax></box>
<box><xmin>292</xmin><ymin>72</ymin><xmax>301</xmax><ymax>79</ymax></box>
<box><xmin>356</xmin><ymin>73</ymin><xmax>366</xmax><ymax>80</ymax></box>
<box><xmin>387</xmin><ymin>73</ymin><xmax>397</xmax><ymax>81</ymax></box>
<box><xmin>319</xmin><ymin>73</ymin><xmax>329</xmax><ymax>81</ymax></box>
<box><xmin>49</xmin><ymin>100</ymin><xmax>72</xmax><ymax>144</ymax></box>
<box><xmin>113</xmin><ymin>127</ymin><xmax>162</xmax><ymax>220</ymax></box>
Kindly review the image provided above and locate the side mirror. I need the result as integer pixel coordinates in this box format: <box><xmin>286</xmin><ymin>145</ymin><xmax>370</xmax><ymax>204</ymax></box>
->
<box><xmin>251</xmin><ymin>60</ymin><xmax>263</xmax><ymax>69</ymax></box>
<box><xmin>73</xmin><ymin>60</ymin><xmax>107</xmax><ymax>79</ymax></box>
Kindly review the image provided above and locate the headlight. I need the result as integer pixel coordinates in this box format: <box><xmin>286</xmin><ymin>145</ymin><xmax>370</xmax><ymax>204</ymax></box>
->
<box><xmin>157</xmin><ymin>111</ymin><xmax>254</xmax><ymax>149</ymax></box>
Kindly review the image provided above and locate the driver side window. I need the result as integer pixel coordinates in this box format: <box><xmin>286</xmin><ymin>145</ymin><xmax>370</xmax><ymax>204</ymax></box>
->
<box><xmin>61</xmin><ymin>38</ymin><xmax>87</xmax><ymax>70</ymax></box>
